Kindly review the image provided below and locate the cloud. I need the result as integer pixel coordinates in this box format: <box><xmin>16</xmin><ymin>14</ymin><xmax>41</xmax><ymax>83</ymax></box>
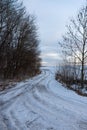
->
<box><xmin>23</xmin><ymin>0</ymin><xmax>84</xmax><ymax>66</ymax></box>
<box><xmin>41</xmin><ymin>52</ymin><xmax>59</xmax><ymax>59</ymax></box>
<box><xmin>41</xmin><ymin>61</ymin><xmax>48</xmax><ymax>66</ymax></box>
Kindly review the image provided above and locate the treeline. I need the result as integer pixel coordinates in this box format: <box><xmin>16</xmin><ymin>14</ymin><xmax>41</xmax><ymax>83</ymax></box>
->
<box><xmin>56</xmin><ymin>3</ymin><xmax>87</xmax><ymax>93</ymax></box>
<box><xmin>0</xmin><ymin>0</ymin><xmax>41</xmax><ymax>79</ymax></box>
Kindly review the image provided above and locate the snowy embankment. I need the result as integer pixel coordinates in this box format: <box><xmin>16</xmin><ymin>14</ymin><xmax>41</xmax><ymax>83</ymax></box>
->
<box><xmin>0</xmin><ymin>67</ymin><xmax>87</xmax><ymax>130</ymax></box>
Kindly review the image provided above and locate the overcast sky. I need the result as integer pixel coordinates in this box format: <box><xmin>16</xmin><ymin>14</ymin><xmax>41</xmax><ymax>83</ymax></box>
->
<box><xmin>23</xmin><ymin>0</ymin><xmax>85</xmax><ymax>66</ymax></box>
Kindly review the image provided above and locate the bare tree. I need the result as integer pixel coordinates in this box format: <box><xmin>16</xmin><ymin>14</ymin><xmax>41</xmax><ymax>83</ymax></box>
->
<box><xmin>59</xmin><ymin>4</ymin><xmax>87</xmax><ymax>88</ymax></box>
<box><xmin>0</xmin><ymin>0</ymin><xmax>41</xmax><ymax>79</ymax></box>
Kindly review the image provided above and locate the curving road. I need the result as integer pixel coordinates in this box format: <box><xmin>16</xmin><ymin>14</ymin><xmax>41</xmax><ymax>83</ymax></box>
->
<box><xmin>0</xmin><ymin>67</ymin><xmax>87</xmax><ymax>130</ymax></box>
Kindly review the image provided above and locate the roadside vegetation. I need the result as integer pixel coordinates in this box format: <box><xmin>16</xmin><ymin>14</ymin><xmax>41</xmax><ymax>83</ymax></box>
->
<box><xmin>56</xmin><ymin>3</ymin><xmax>87</xmax><ymax>96</ymax></box>
<box><xmin>0</xmin><ymin>0</ymin><xmax>41</xmax><ymax>90</ymax></box>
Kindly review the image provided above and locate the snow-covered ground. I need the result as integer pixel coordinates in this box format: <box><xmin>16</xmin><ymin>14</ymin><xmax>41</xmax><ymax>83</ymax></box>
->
<box><xmin>0</xmin><ymin>66</ymin><xmax>87</xmax><ymax>130</ymax></box>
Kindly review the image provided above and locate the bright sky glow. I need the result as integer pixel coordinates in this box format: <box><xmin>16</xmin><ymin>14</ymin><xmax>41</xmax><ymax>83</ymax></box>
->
<box><xmin>23</xmin><ymin>0</ymin><xmax>85</xmax><ymax>66</ymax></box>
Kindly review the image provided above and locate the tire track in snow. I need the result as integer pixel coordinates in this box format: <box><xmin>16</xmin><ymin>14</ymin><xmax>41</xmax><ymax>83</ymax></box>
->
<box><xmin>27</xmin><ymin>69</ymin><xmax>87</xmax><ymax>130</ymax></box>
<box><xmin>0</xmin><ymin>68</ymin><xmax>87</xmax><ymax>130</ymax></box>
<box><xmin>0</xmin><ymin>69</ymin><xmax>51</xmax><ymax>130</ymax></box>
<box><xmin>0</xmin><ymin>69</ymin><xmax>47</xmax><ymax>109</ymax></box>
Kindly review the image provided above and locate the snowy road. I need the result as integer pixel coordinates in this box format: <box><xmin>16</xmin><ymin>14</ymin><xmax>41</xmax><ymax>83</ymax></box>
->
<box><xmin>0</xmin><ymin>67</ymin><xmax>87</xmax><ymax>130</ymax></box>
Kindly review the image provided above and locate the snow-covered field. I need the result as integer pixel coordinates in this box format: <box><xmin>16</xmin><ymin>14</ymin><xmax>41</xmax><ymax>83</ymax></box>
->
<box><xmin>0</xmin><ymin>66</ymin><xmax>87</xmax><ymax>130</ymax></box>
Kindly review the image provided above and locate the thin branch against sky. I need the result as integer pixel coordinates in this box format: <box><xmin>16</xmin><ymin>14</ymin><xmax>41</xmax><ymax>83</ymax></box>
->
<box><xmin>23</xmin><ymin>0</ymin><xmax>84</xmax><ymax>66</ymax></box>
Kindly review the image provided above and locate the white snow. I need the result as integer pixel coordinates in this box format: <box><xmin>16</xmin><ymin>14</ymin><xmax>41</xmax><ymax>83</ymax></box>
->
<box><xmin>0</xmin><ymin>66</ymin><xmax>87</xmax><ymax>130</ymax></box>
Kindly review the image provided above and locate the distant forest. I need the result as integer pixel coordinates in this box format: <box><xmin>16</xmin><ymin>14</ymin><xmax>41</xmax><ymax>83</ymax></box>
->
<box><xmin>0</xmin><ymin>0</ymin><xmax>41</xmax><ymax>79</ymax></box>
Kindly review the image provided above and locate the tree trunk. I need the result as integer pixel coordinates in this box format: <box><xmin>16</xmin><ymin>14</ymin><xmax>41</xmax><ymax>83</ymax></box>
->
<box><xmin>81</xmin><ymin>61</ymin><xmax>84</xmax><ymax>89</ymax></box>
<box><xmin>81</xmin><ymin>51</ymin><xmax>84</xmax><ymax>89</ymax></box>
